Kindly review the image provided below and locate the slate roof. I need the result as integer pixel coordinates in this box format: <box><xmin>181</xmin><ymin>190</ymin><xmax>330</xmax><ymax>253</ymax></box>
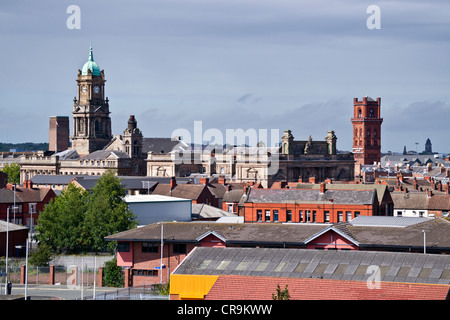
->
<box><xmin>31</xmin><ymin>174</ymin><xmax>83</xmax><ymax>185</ymax></box>
<box><xmin>245</xmin><ymin>188</ymin><xmax>376</xmax><ymax>205</ymax></box>
<box><xmin>71</xmin><ymin>176</ymin><xmax>161</xmax><ymax>191</ymax></box>
<box><xmin>391</xmin><ymin>192</ymin><xmax>450</xmax><ymax>211</ymax></box>
<box><xmin>173</xmin><ymin>246</ymin><xmax>450</xmax><ymax>285</ymax></box>
<box><xmin>105</xmin><ymin>217</ymin><xmax>450</xmax><ymax>253</ymax></box>
<box><xmin>192</xmin><ymin>203</ymin><xmax>237</xmax><ymax>219</ymax></box>
<box><xmin>105</xmin><ymin>221</ymin><xmax>327</xmax><ymax>245</ymax></box>
<box><xmin>153</xmin><ymin>184</ymin><xmax>210</xmax><ymax>200</ymax></box>
<box><xmin>0</xmin><ymin>187</ymin><xmax>54</xmax><ymax>204</ymax></box>
<box><xmin>142</xmin><ymin>138</ymin><xmax>189</xmax><ymax>154</ymax></box>
<box><xmin>81</xmin><ymin>150</ymin><xmax>130</xmax><ymax>160</ymax></box>
<box><xmin>295</xmin><ymin>183</ymin><xmax>389</xmax><ymax>205</ymax></box>
<box><xmin>222</xmin><ymin>188</ymin><xmax>245</xmax><ymax>203</ymax></box>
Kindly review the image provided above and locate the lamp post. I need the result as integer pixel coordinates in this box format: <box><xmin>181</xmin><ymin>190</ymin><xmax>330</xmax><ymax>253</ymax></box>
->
<box><xmin>422</xmin><ymin>230</ymin><xmax>427</xmax><ymax>254</ymax></box>
<box><xmin>160</xmin><ymin>222</ymin><xmax>164</xmax><ymax>284</ymax></box>
<box><xmin>4</xmin><ymin>207</ymin><xmax>9</xmax><ymax>295</ymax></box>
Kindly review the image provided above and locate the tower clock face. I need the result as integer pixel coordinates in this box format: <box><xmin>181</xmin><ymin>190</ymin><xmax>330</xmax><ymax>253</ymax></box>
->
<box><xmin>94</xmin><ymin>86</ymin><xmax>100</xmax><ymax>94</ymax></box>
<box><xmin>81</xmin><ymin>85</ymin><xmax>87</xmax><ymax>93</ymax></box>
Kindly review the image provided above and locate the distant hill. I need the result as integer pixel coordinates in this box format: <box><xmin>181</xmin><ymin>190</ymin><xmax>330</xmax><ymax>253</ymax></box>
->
<box><xmin>0</xmin><ymin>142</ymin><xmax>49</xmax><ymax>152</ymax></box>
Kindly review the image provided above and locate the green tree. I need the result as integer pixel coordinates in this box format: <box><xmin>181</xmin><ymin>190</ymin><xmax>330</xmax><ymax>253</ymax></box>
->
<box><xmin>35</xmin><ymin>183</ymin><xmax>89</xmax><ymax>253</ymax></box>
<box><xmin>1</xmin><ymin>163</ymin><xmax>20</xmax><ymax>184</ymax></box>
<box><xmin>103</xmin><ymin>257</ymin><xmax>124</xmax><ymax>287</ymax></box>
<box><xmin>272</xmin><ymin>284</ymin><xmax>290</xmax><ymax>300</ymax></box>
<box><xmin>84</xmin><ymin>171</ymin><xmax>137</xmax><ymax>252</ymax></box>
<box><xmin>29</xmin><ymin>243</ymin><xmax>54</xmax><ymax>267</ymax></box>
<box><xmin>35</xmin><ymin>172</ymin><xmax>136</xmax><ymax>253</ymax></box>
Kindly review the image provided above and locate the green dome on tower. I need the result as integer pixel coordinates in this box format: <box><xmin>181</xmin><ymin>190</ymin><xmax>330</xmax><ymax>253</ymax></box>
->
<box><xmin>81</xmin><ymin>47</ymin><xmax>101</xmax><ymax>76</ymax></box>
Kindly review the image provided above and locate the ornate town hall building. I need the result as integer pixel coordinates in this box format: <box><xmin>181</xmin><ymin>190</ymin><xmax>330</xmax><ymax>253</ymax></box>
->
<box><xmin>18</xmin><ymin>47</ymin><xmax>357</xmax><ymax>187</ymax></box>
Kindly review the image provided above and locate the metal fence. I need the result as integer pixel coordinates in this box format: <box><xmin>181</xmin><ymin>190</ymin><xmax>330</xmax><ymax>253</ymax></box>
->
<box><xmin>0</xmin><ymin>258</ymin><xmax>100</xmax><ymax>287</ymax></box>
<box><xmin>82</xmin><ymin>285</ymin><xmax>170</xmax><ymax>300</ymax></box>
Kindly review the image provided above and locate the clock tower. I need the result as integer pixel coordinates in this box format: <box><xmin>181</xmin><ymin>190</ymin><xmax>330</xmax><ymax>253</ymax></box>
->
<box><xmin>71</xmin><ymin>47</ymin><xmax>112</xmax><ymax>155</ymax></box>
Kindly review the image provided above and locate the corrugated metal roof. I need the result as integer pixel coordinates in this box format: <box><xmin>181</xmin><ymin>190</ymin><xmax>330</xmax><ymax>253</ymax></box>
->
<box><xmin>350</xmin><ymin>215</ymin><xmax>429</xmax><ymax>227</ymax></box>
<box><xmin>174</xmin><ymin>247</ymin><xmax>450</xmax><ymax>285</ymax></box>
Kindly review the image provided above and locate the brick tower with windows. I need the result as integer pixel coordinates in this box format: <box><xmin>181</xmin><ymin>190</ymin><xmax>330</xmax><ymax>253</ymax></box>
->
<box><xmin>351</xmin><ymin>96</ymin><xmax>383</xmax><ymax>166</ymax></box>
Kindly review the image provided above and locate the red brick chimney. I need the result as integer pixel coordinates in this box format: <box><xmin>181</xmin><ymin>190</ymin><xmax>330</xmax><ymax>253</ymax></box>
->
<box><xmin>170</xmin><ymin>177</ymin><xmax>177</xmax><ymax>190</ymax></box>
<box><xmin>200</xmin><ymin>177</ymin><xmax>209</xmax><ymax>185</ymax></box>
<box><xmin>24</xmin><ymin>180</ymin><xmax>33</xmax><ymax>189</ymax></box>
<box><xmin>218</xmin><ymin>175</ymin><xmax>226</xmax><ymax>185</ymax></box>
<box><xmin>309</xmin><ymin>177</ymin><xmax>316</xmax><ymax>184</ymax></box>
<box><xmin>320</xmin><ymin>182</ymin><xmax>326</xmax><ymax>194</ymax></box>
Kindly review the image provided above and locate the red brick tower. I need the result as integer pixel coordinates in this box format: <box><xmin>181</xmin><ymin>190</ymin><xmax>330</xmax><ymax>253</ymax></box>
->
<box><xmin>351</xmin><ymin>96</ymin><xmax>383</xmax><ymax>165</ymax></box>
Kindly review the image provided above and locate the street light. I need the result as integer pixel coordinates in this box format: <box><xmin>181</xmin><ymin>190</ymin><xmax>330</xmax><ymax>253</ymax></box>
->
<box><xmin>4</xmin><ymin>207</ymin><xmax>9</xmax><ymax>295</ymax></box>
<box><xmin>422</xmin><ymin>230</ymin><xmax>427</xmax><ymax>254</ymax></box>
<box><xmin>160</xmin><ymin>222</ymin><xmax>164</xmax><ymax>284</ymax></box>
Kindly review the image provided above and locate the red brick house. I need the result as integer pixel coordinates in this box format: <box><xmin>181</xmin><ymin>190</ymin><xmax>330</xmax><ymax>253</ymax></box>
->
<box><xmin>152</xmin><ymin>177</ymin><xmax>218</xmax><ymax>207</ymax></box>
<box><xmin>0</xmin><ymin>181</ymin><xmax>56</xmax><ymax>229</ymax></box>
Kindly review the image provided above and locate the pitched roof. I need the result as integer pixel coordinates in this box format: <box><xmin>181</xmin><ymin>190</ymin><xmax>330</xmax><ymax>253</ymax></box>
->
<box><xmin>174</xmin><ymin>246</ymin><xmax>450</xmax><ymax>286</ymax></box>
<box><xmin>105</xmin><ymin>221</ymin><xmax>327</xmax><ymax>245</ymax></box>
<box><xmin>222</xmin><ymin>188</ymin><xmax>245</xmax><ymax>203</ymax></box>
<box><xmin>81</xmin><ymin>150</ymin><xmax>130</xmax><ymax>160</ymax></box>
<box><xmin>142</xmin><ymin>138</ymin><xmax>188</xmax><ymax>154</ymax></box>
<box><xmin>152</xmin><ymin>184</ymin><xmax>211</xmax><ymax>200</ymax></box>
<box><xmin>106</xmin><ymin>217</ymin><xmax>450</xmax><ymax>253</ymax></box>
<box><xmin>0</xmin><ymin>220</ymin><xmax>28</xmax><ymax>233</ymax></box>
<box><xmin>245</xmin><ymin>188</ymin><xmax>376</xmax><ymax>205</ymax></box>
<box><xmin>204</xmin><ymin>275</ymin><xmax>450</xmax><ymax>300</ymax></box>
<box><xmin>343</xmin><ymin>217</ymin><xmax>450</xmax><ymax>250</ymax></box>
<box><xmin>191</xmin><ymin>203</ymin><xmax>237</xmax><ymax>219</ymax></box>
<box><xmin>0</xmin><ymin>187</ymin><xmax>54</xmax><ymax>204</ymax></box>
<box><xmin>296</xmin><ymin>183</ymin><xmax>389</xmax><ymax>205</ymax></box>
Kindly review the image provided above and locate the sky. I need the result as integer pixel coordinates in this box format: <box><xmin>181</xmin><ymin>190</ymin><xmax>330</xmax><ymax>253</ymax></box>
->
<box><xmin>1</xmin><ymin>0</ymin><xmax>450</xmax><ymax>154</ymax></box>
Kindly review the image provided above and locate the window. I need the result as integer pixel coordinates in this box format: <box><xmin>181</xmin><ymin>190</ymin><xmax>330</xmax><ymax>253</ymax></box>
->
<box><xmin>299</xmin><ymin>210</ymin><xmax>303</xmax><ymax>222</ymax></box>
<box><xmin>117</xmin><ymin>242</ymin><xmax>130</xmax><ymax>252</ymax></box>
<box><xmin>257</xmin><ymin>210</ymin><xmax>262</xmax><ymax>221</ymax></box>
<box><xmin>173</xmin><ymin>243</ymin><xmax>186</xmax><ymax>254</ymax></box>
<box><xmin>346</xmin><ymin>211</ymin><xmax>352</xmax><ymax>221</ymax></box>
<box><xmin>142</xmin><ymin>242</ymin><xmax>158</xmax><ymax>253</ymax></box>
<box><xmin>306</xmin><ymin>210</ymin><xmax>311</xmax><ymax>222</ymax></box>
<box><xmin>419</xmin><ymin>211</ymin><xmax>425</xmax><ymax>217</ymax></box>
<box><xmin>273</xmin><ymin>210</ymin><xmax>279</xmax><ymax>222</ymax></box>
<box><xmin>338</xmin><ymin>211</ymin><xmax>343</xmax><ymax>222</ymax></box>
<box><xmin>29</xmin><ymin>203</ymin><xmax>37</xmax><ymax>214</ymax></box>
<box><xmin>286</xmin><ymin>210</ymin><xmax>292</xmax><ymax>222</ymax></box>
<box><xmin>265</xmin><ymin>210</ymin><xmax>271</xmax><ymax>222</ymax></box>
<box><xmin>132</xmin><ymin>269</ymin><xmax>158</xmax><ymax>277</ymax></box>
<box><xmin>354</xmin><ymin>211</ymin><xmax>360</xmax><ymax>217</ymax></box>
<box><xmin>312</xmin><ymin>210</ymin><xmax>316</xmax><ymax>222</ymax></box>
<box><xmin>324</xmin><ymin>211</ymin><xmax>330</xmax><ymax>223</ymax></box>
<box><xmin>397</xmin><ymin>211</ymin><xmax>402</xmax><ymax>217</ymax></box>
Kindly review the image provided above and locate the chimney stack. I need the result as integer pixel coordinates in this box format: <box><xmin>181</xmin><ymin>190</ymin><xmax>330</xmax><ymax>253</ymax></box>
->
<box><xmin>320</xmin><ymin>182</ymin><xmax>326</xmax><ymax>194</ymax></box>
<box><xmin>170</xmin><ymin>176</ymin><xmax>177</xmax><ymax>191</ymax></box>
